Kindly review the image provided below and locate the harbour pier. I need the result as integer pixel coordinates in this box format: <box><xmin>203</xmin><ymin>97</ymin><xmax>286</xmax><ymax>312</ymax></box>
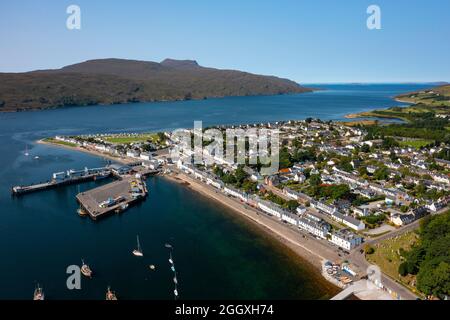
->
<box><xmin>11</xmin><ymin>162</ymin><xmax>159</xmax><ymax>219</ymax></box>
<box><xmin>11</xmin><ymin>167</ymin><xmax>111</xmax><ymax>196</ymax></box>
<box><xmin>76</xmin><ymin>175</ymin><xmax>148</xmax><ymax>219</ymax></box>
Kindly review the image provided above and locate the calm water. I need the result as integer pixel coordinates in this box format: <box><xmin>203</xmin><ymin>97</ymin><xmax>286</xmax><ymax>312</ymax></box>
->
<box><xmin>0</xmin><ymin>84</ymin><xmax>432</xmax><ymax>299</ymax></box>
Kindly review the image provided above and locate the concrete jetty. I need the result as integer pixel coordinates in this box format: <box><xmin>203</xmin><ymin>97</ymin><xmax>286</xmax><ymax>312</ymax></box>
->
<box><xmin>11</xmin><ymin>167</ymin><xmax>110</xmax><ymax>196</ymax></box>
<box><xmin>76</xmin><ymin>175</ymin><xmax>147</xmax><ymax>219</ymax></box>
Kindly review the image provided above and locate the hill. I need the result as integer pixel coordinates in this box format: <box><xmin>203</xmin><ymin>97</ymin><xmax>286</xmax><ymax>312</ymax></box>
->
<box><xmin>396</xmin><ymin>84</ymin><xmax>450</xmax><ymax>107</ymax></box>
<box><xmin>0</xmin><ymin>58</ymin><xmax>311</xmax><ymax>112</ymax></box>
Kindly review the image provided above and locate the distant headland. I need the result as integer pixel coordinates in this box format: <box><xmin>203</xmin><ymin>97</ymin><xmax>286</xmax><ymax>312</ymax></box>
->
<box><xmin>0</xmin><ymin>58</ymin><xmax>312</xmax><ymax>112</ymax></box>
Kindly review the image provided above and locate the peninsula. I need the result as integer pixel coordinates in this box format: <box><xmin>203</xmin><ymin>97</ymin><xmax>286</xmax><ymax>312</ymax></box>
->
<box><xmin>0</xmin><ymin>58</ymin><xmax>311</xmax><ymax>112</ymax></box>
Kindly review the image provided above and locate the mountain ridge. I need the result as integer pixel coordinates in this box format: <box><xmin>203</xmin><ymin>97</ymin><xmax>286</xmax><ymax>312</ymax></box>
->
<box><xmin>0</xmin><ymin>58</ymin><xmax>311</xmax><ymax>112</ymax></box>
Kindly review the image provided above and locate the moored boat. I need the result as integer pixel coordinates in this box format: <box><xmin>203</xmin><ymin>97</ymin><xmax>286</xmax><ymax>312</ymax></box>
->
<box><xmin>33</xmin><ymin>284</ymin><xmax>44</xmax><ymax>300</ymax></box>
<box><xmin>77</xmin><ymin>208</ymin><xmax>88</xmax><ymax>217</ymax></box>
<box><xmin>106</xmin><ymin>286</ymin><xmax>117</xmax><ymax>300</ymax></box>
<box><xmin>132</xmin><ymin>235</ymin><xmax>143</xmax><ymax>257</ymax></box>
<box><xmin>81</xmin><ymin>259</ymin><xmax>93</xmax><ymax>278</ymax></box>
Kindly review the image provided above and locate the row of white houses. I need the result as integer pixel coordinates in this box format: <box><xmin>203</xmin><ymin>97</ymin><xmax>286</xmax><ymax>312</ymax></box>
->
<box><xmin>177</xmin><ymin>160</ymin><xmax>364</xmax><ymax>250</ymax></box>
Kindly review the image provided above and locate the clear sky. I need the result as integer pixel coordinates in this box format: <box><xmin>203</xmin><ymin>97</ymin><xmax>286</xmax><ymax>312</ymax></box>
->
<box><xmin>0</xmin><ymin>0</ymin><xmax>449</xmax><ymax>83</ymax></box>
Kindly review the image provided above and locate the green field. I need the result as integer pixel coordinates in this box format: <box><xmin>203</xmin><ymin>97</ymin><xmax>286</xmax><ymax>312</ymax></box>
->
<box><xmin>44</xmin><ymin>138</ymin><xmax>77</xmax><ymax>147</ymax></box>
<box><xmin>366</xmin><ymin>232</ymin><xmax>421</xmax><ymax>294</ymax></box>
<box><xmin>398</xmin><ymin>139</ymin><xmax>434</xmax><ymax>149</ymax></box>
<box><xmin>396</xmin><ymin>84</ymin><xmax>450</xmax><ymax>108</ymax></box>
<box><xmin>103</xmin><ymin>134</ymin><xmax>159</xmax><ymax>144</ymax></box>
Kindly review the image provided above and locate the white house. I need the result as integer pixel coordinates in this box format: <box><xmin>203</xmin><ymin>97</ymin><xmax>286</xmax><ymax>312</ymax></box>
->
<box><xmin>224</xmin><ymin>186</ymin><xmax>248</xmax><ymax>203</ymax></box>
<box><xmin>329</xmin><ymin>229</ymin><xmax>362</xmax><ymax>250</ymax></box>
<box><xmin>142</xmin><ymin>160</ymin><xmax>160</xmax><ymax>170</ymax></box>
<box><xmin>297</xmin><ymin>216</ymin><xmax>331</xmax><ymax>239</ymax></box>
<box><xmin>140</xmin><ymin>152</ymin><xmax>152</xmax><ymax>161</ymax></box>
<box><xmin>126</xmin><ymin>150</ymin><xmax>140</xmax><ymax>158</ymax></box>
<box><xmin>390</xmin><ymin>213</ymin><xmax>414</xmax><ymax>226</ymax></box>
<box><xmin>353</xmin><ymin>206</ymin><xmax>370</xmax><ymax>217</ymax></box>
<box><xmin>331</xmin><ymin>212</ymin><xmax>366</xmax><ymax>231</ymax></box>
<box><xmin>311</xmin><ymin>200</ymin><xmax>337</xmax><ymax>215</ymax></box>
<box><xmin>257</xmin><ymin>200</ymin><xmax>283</xmax><ymax>218</ymax></box>
<box><xmin>281</xmin><ymin>211</ymin><xmax>298</xmax><ymax>226</ymax></box>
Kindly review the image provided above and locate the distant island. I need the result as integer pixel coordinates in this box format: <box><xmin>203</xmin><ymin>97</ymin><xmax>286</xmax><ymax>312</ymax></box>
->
<box><xmin>0</xmin><ymin>58</ymin><xmax>312</xmax><ymax>112</ymax></box>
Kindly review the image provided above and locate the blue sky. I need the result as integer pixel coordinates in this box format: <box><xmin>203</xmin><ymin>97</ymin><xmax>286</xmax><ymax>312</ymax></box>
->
<box><xmin>0</xmin><ymin>0</ymin><xmax>449</xmax><ymax>83</ymax></box>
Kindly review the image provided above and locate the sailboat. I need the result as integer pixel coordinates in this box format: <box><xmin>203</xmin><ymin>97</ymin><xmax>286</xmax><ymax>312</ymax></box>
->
<box><xmin>132</xmin><ymin>235</ymin><xmax>143</xmax><ymax>257</ymax></box>
<box><xmin>81</xmin><ymin>259</ymin><xmax>93</xmax><ymax>278</ymax></box>
<box><xmin>105</xmin><ymin>286</ymin><xmax>117</xmax><ymax>300</ymax></box>
<box><xmin>33</xmin><ymin>284</ymin><xmax>44</xmax><ymax>300</ymax></box>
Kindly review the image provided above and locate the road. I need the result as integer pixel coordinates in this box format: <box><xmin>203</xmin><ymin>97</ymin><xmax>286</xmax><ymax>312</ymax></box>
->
<box><xmin>347</xmin><ymin>220</ymin><xmax>423</xmax><ymax>300</ymax></box>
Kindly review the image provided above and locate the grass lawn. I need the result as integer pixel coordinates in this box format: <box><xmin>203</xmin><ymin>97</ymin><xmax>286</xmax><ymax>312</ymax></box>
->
<box><xmin>44</xmin><ymin>138</ymin><xmax>77</xmax><ymax>147</ymax></box>
<box><xmin>103</xmin><ymin>133</ymin><xmax>159</xmax><ymax>144</ymax></box>
<box><xmin>398</xmin><ymin>139</ymin><xmax>433</xmax><ymax>149</ymax></box>
<box><xmin>366</xmin><ymin>231</ymin><xmax>420</xmax><ymax>293</ymax></box>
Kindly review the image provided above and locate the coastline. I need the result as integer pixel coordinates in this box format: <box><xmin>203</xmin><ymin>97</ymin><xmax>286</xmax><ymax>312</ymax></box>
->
<box><xmin>344</xmin><ymin>97</ymin><xmax>413</xmax><ymax>122</ymax></box>
<box><xmin>37</xmin><ymin>139</ymin><xmax>133</xmax><ymax>165</ymax></box>
<box><xmin>163</xmin><ymin>172</ymin><xmax>341</xmax><ymax>293</ymax></box>
<box><xmin>37</xmin><ymin>139</ymin><xmax>343</xmax><ymax>294</ymax></box>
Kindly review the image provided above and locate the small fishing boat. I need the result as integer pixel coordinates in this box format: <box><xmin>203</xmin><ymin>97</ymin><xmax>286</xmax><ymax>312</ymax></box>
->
<box><xmin>81</xmin><ymin>259</ymin><xmax>93</xmax><ymax>278</ymax></box>
<box><xmin>164</xmin><ymin>243</ymin><xmax>173</xmax><ymax>249</ymax></box>
<box><xmin>77</xmin><ymin>208</ymin><xmax>88</xmax><ymax>217</ymax></box>
<box><xmin>171</xmin><ymin>266</ymin><xmax>176</xmax><ymax>272</ymax></box>
<box><xmin>33</xmin><ymin>284</ymin><xmax>44</xmax><ymax>300</ymax></box>
<box><xmin>105</xmin><ymin>286</ymin><xmax>117</xmax><ymax>300</ymax></box>
<box><xmin>174</xmin><ymin>289</ymin><xmax>179</xmax><ymax>298</ymax></box>
<box><xmin>149</xmin><ymin>265</ymin><xmax>156</xmax><ymax>270</ymax></box>
<box><xmin>24</xmin><ymin>145</ymin><xmax>30</xmax><ymax>157</ymax></box>
<box><xmin>132</xmin><ymin>235</ymin><xmax>143</xmax><ymax>257</ymax></box>
<box><xmin>169</xmin><ymin>252</ymin><xmax>174</xmax><ymax>265</ymax></box>
<box><xmin>173</xmin><ymin>276</ymin><xmax>178</xmax><ymax>285</ymax></box>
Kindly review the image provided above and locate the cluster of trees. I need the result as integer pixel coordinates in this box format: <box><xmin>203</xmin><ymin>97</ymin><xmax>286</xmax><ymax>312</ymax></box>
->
<box><xmin>307</xmin><ymin>181</ymin><xmax>352</xmax><ymax>201</ymax></box>
<box><xmin>279</xmin><ymin>147</ymin><xmax>317</xmax><ymax>169</ymax></box>
<box><xmin>361</xmin><ymin>213</ymin><xmax>386</xmax><ymax>228</ymax></box>
<box><xmin>264</xmin><ymin>192</ymin><xmax>299</xmax><ymax>210</ymax></box>
<box><xmin>436</xmin><ymin>148</ymin><xmax>450</xmax><ymax>161</ymax></box>
<box><xmin>398</xmin><ymin>211</ymin><xmax>450</xmax><ymax>298</ymax></box>
<box><xmin>373</xmin><ymin>166</ymin><xmax>390</xmax><ymax>181</ymax></box>
<box><xmin>213</xmin><ymin>166</ymin><xmax>257</xmax><ymax>193</ymax></box>
<box><xmin>365</xmin><ymin>116</ymin><xmax>450</xmax><ymax>144</ymax></box>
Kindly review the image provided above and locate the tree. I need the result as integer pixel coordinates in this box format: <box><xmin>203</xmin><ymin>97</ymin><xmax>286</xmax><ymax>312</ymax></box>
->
<box><xmin>401</xmin><ymin>211</ymin><xmax>450</xmax><ymax>296</ymax></box>
<box><xmin>398</xmin><ymin>262</ymin><xmax>408</xmax><ymax>276</ymax></box>
<box><xmin>279</xmin><ymin>148</ymin><xmax>292</xmax><ymax>169</ymax></box>
<box><xmin>234</xmin><ymin>166</ymin><xmax>248</xmax><ymax>186</ymax></box>
<box><xmin>365</xmin><ymin>245</ymin><xmax>375</xmax><ymax>255</ymax></box>
<box><xmin>373</xmin><ymin>166</ymin><xmax>389</xmax><ymax>181</ymax></box>
<box><xmin>417</xmin><ymin>261</ymin><xmax>450</xmax><ymax>297</ymax></box>
<box><xmin>361</xmin><ymin>144</ymin><xmax>370</xmax><ymax>153</ymax></box>
<box><xmin>309</xmin><ymin>174</ymin><xmax>321</xmax><ymax>187</ymax></box>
